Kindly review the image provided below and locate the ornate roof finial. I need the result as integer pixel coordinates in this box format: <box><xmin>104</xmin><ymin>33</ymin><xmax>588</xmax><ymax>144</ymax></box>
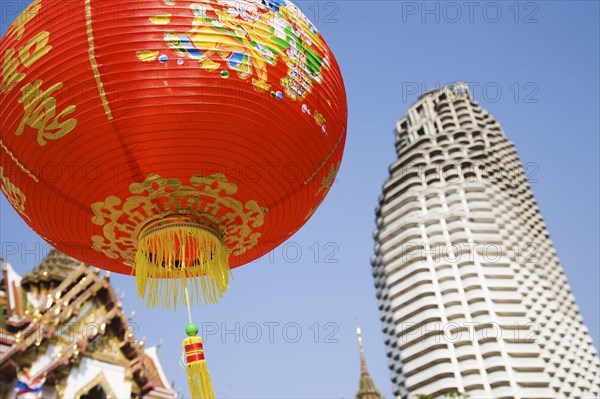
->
<box><xmin>355</xmin><ymin>320</ymin><xmax>383</xmax><ymax>399</ymax></box>
<box><xmin>356</xmin><ymin>321</ymin><xmax>367</xmax><ymax>374</ymax></box>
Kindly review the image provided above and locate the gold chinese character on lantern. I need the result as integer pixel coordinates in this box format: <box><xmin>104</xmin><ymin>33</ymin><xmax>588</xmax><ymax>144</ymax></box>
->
<box><xmin>5</xmin><ymin>0</ymin><xmax>42</xmax><ymax>40</ymax></box>
<box><xmin>16</xmin><ymin>80</ymin><xmax>77</xmax><ymax>146</ymax></box>
<box><xmin>18</xmin><ymin>31</ymin><xmax>52</xmax><ymax>68</ymax></box>
<box><xmin>2</xmin><ymin>32</ymin><xmax>52</xmax><ymax>94</ymax></box>
<box><xmin>0</xmin><ymin>167</ymin><xmax>29</xmax><ymax>219</ymax></box>
<box><xmin>1</xmin><ymin>49</ymin><xmax>25</xmax><ymax>93</ymax></box>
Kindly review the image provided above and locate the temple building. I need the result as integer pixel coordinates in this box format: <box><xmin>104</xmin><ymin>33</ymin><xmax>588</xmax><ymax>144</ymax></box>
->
<box><xmin>0</xmin><ymin>250</ymin><xmax>177</xmax><ymax>399</ymax></box>
<box><xmin>355</xmin><ymin>324</ymin><xmax>383</xmax><ymax>399</ymax></box>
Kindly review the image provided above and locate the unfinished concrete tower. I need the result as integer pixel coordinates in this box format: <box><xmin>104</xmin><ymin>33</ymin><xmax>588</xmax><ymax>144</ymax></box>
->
<box><xmin>371</xmin><ymin>83</ymin><xmax>600</xmax><ymax>398</ymax></box>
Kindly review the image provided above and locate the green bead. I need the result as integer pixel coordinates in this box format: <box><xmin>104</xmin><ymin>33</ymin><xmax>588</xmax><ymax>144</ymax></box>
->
<box><xmin>185</xmin><ymin>323</ymin><xmax>199</xmax><ymax>337</ymax></box>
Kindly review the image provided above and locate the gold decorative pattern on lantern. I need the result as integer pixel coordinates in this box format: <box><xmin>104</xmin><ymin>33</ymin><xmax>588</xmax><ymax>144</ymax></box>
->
<box><xmin>91</xmin><ymin>173</ymin><xmax>267</xmax><ymax>266</ymax></box>
<box><xmin>304</xmin><ymin>161</ymin><xmax>340</xmax><ymax>220</ymax></box>
<box><xmin>142</xmin><ymin>0</ymin><xmax>331</xmax><ymax>97</ymax></box>
<box><xmin>149</xmin><ymin>14</ymin><xmax>172</xmax><ymax>25</ymax></box>
<box><xmin>304</xmin><ymin>133</ymin><xmax>343</xmax><ymax>185</ymax></box>
<box><xmin>0</xmin><ymin>166</ymin><xmax>29</xmax><ymax>219</ymax></box>
<box><xmin>136</xmin><ymin>50</ymin><xmax>159</xmax><ymax>62</ymax></box>
<box><xmin>317</xmin><ymin>162</ymin><xmax>339</xmax><ymax>196</ymax></box>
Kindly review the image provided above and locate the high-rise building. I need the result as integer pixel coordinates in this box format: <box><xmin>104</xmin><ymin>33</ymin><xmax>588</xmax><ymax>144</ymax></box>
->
<box><xmin>371</xmin><ymin>83</ymin><xmax>600</xmax><ymax>398</ymax></box>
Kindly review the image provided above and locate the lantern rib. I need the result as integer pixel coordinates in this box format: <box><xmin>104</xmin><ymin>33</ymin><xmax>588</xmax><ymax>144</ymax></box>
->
<box><xmin>0</xmin><ymin>138</ymin><xmax>39</xmax><ymax>182</ymax></box>
<box><xmin>84</xmin><ymin>0</ymin><xmax>113</xmax><ymax>120</ymax></box>
<box><xmin>304</xmin><ymin>132</ymin><xmax>344</xmax><ymax>185</ymax></box>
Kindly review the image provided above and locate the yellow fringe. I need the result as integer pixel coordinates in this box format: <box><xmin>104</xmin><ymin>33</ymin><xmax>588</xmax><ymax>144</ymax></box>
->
<box><xmin>135</xmin><ymin>225</ymin><xmax>231</xmax><ymax>310</ymax></box>
<box><xmin>184</xmin><ymin>336</ymin><xmax>215</xmax><ymax>399</ymax></box>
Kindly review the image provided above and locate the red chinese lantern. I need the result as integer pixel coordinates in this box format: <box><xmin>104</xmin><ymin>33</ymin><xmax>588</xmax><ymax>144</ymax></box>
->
<box><xmin>0</xmin><ymin>0</ymin><xmax>346</xmax><ymax>396</ymax></box>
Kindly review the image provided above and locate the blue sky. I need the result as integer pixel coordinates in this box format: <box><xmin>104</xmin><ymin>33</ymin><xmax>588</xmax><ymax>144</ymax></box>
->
<box><xmin>1</xmin><ymin>1</ymin><xmax>599</xmax><ymax>397</ymax></box>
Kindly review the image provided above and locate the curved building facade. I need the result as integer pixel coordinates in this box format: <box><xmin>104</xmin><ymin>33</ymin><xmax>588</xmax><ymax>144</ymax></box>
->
<box><xmin>371</xmin><ymin>83</ymin><xmax>600</xmax><ymax>398</ymax></box>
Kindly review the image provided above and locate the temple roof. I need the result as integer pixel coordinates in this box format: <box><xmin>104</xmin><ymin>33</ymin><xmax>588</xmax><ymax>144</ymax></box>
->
<box><xmin>357</xmin><ymin>368</ymin><xmax>384</xmax><ymax>399</ymax></box>
<box><xmin>355</xmin><ymin>324</ymin><xmax>383</xmax><ymax>399</ymax></box>
<box><xmin>20</xmin><ymin>249</ymin><xmax>84</xmax><ymax>289</ymax></box>
<box><xmin>0</xmin><ymin>251</ymin><xmax>176</xmax><ymax>398</ymax></box>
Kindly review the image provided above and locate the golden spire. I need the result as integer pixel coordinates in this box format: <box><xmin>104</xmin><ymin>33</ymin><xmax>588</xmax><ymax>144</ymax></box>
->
<box><xmin>355</xmin><ymin>322</ymin><xmax>383</xmax><ymax>399</ymax></box>
<box><xmin>357</xmin><ymin>323</ymin><xmax>367</xmax><ymax>374</ymax></box>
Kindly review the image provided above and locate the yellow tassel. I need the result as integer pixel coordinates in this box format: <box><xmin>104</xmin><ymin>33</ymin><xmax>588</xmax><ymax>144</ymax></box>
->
<box><xmin>135</xmin><ymin>219</ymin><xmax>231</xmax><ymax>310</ymax></box>
<box><xmin>183</xmin><ymin>325</ymin><xmax>215</xmax><ymax>399</ymax></box>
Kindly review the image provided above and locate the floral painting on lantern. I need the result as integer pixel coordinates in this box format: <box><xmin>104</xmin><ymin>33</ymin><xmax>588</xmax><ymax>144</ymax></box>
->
<box><xmin>137</xmin><ymin>0</ymin><xmax>331</xmax><ymax>100</ymax></box>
